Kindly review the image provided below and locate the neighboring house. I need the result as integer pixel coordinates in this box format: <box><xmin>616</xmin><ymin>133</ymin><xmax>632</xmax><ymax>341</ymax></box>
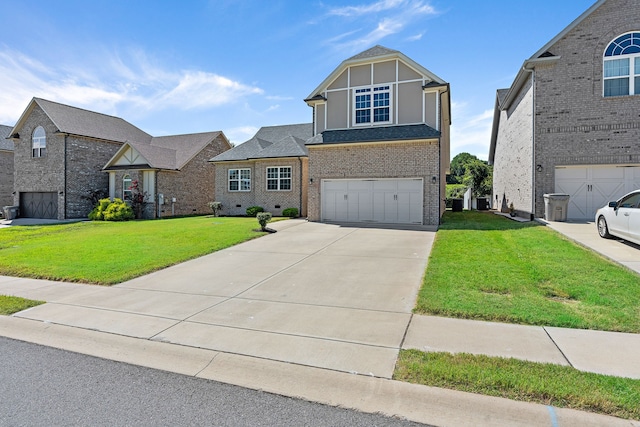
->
<box><xmin>209</xmin><ymin>124</ymin><xmax>311</xmax><ymax>217</ymax></box>
<box><xmin>304</xmin><ymin>45</ymin><xmax>451</xmax><ymax>226</ymax></box>
<box><xmin>0</xmin><ymin>124</ymin><xmax>14</xmax><ymax>210</ymax></box>
<box><xmin>7</xmin><ymin>97</ymin><xmax>229</xmax><ymax>219</ymax></box>
<box><xmin>489</xmin><ymin>0</ymin><xmax>640</xmax><ymax>220</ymax></box>
<box><xmin>104</xmin><ymin>131</ymin><xmax>230</xmax><ymax>218</ymax></box>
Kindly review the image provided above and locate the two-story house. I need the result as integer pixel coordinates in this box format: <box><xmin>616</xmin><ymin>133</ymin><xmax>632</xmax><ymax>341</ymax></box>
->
<box><xmin>0</xmin><ymin>124</ymin><xmax>14</xmax><ymax>210</ymax></box>
<box><xmin>304</xmin><ymin>46</ymin><xmax>451</xmax><ymax>226</ymax></box>
<box><xmin>490</xmin><ymin>0</ymin><xmax>640</xmax><ymax>220</ymax></box>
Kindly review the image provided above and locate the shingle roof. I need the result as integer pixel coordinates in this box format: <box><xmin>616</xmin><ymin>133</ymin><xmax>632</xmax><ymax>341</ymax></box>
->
<box><xmin>496</xmin><ymin>89</ymin><xmax>510</xmax><ymax>108</ymax></box>
<box><xmin>306</xmin><ymin>124</ymin><xmax>441</xmax><ymax>145</ymax></box>
<box><xmin>33</xmin><ymin>98</ymin><xmax>152</xmax><ymax>144</ymax></box>
<box><xmin>347</xmin><ymin>45</ymin><xmax>399</xmax><ymax>61</ymax></box>
<box><xmin>0</xmin><ymin>124</ymin><xmax>14</xmax><ymax>151</ymax></box>
<box><xmin>210</xmin><ymin>123</ymin><xmax>312</xmax><ymax>162</ymax></box>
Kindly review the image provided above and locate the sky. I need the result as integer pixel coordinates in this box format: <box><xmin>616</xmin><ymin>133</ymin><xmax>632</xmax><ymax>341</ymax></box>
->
<box><xmin>0</xmin><ymin>0</ymin><xmax>597</xmax><ymax>160</ymax></box>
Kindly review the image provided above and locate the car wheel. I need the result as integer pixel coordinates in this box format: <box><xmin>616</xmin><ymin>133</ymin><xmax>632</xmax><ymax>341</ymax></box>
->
<box><xmin>597</xmin><ymin>216</ymin><xmax>611</xmax><ymax>239</ymax></box>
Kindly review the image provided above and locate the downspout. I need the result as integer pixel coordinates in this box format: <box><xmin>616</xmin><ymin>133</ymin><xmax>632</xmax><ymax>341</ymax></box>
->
<box><xmin>63</xmin><ymin>134</ymin><xmax>68</xmax><ymax>219</ymax></box>
<box><xmin>298</xmin><ymin>157</ymin><xmax>303</xmax><ymax>216</ymax></box>
<box><xmin>522</xmin><ymin>65</ymin><xmax>536</xmax><ymax>218</ymax></box>
<box><xmin>438</xmin><ymin>84</ymin><xmax>450</xmax><ymax>225</ymax></box>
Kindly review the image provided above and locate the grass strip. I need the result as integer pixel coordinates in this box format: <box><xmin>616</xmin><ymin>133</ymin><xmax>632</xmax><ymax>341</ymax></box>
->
<box><xmin>394</xmin><ymin>350</ymin><xmax>640</xmax><ymax>420</ymax></box>
<box><xmin>0</xmin><ymin>216</ymin><xmax>267</xmax><ymax>285</ymax></box>
<box><xmin>416</xmin><ymin>211</ymin><xmax>640</xmax><ymax>332</ymax></box>
<box><xmin>0</xmin><ymin>295</ymin><xmax>44</xmax><ymax>315</ymax></box>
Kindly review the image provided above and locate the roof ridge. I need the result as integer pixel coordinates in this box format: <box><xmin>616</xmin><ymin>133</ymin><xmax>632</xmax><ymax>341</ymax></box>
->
<box><xmin>34</xmin><ymin>98</ymin><xmax>140</xmax><ymax>125</ymax></box>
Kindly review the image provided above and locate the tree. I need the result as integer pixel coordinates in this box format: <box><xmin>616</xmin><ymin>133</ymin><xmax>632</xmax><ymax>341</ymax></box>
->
<box><xmin>462</xmin><ymin>159</ymin><xmax>493</xmax><ymax>198</ymax></box>
<box><xmin>448</xmin><ymin>152</ymin><xmax>477</xmax><ymax>184</ymax></box>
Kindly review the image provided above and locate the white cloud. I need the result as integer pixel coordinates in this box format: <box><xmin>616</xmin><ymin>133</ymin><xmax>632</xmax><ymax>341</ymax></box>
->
<box><xmin>225</xmin><ymin>125</ymin><xmax>259</xmax><ymax>145</ymax></box>
<box><xmin>450</xmin><ymin>102</ymin><xmax>494</xmax><ymax>161</ymax></box>
<box><xmin>325</xmin><ymin>1</ymin><xmax>438</xmax><ymax>53</ymax></box>
<box><xmin>0</xmin><ymin>47</ymin><xmax>264</xmax><ymax>125</ymax></box>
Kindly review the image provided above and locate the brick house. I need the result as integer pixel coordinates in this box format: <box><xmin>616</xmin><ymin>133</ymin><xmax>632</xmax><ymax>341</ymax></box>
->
<box><xmin>489</xmin><ymin>0</ymin><xmax>640</xmax><ymax>220</ymax></box>
<box><xmin>104</xmin><ymin>131</ymin><xmax>230</xmax><ymax>218</ymax></box>
<box><xmin>0</xmin><ymin>124</ymin><xmax>14</xmax><ymax>210</ymax></box>
<box><xmin>209</xmin><ymin>124</ymin><xmax>311</xmax><ymax>217</ymax></box>
<box><xmin>7</xmin><ymin>97</ymin><xmax>229</xmax><ymax>219</ymax></box>
<box><xmin>304</xmin><ymin>46</ymin><xmax>451</xmax><ymax>226</ymax></box>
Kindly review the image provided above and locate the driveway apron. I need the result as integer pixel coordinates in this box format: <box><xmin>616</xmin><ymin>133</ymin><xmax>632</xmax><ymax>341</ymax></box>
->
<box><xmin>13</xmin><ymin>220</ymin><xmax>435</xmax><ymax>378</ymax></box>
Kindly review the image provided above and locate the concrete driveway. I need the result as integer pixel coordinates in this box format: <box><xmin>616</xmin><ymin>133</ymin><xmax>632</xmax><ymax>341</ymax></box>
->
<box><xmin>11</xmin><ymin>220</ymin><xmax>435</xmax><ymax>378</ymax></box>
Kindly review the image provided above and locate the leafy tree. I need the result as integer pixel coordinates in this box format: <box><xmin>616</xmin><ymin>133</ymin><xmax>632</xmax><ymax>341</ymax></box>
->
<box><xmin>462</xmin><ymin>159</ymin><xmax>493</xmax><ymax>198</ymax></box>
<box><xmin>448</xmin><ymin>152</ymin><xmax>477</xmax><ymax>184</ymax></box>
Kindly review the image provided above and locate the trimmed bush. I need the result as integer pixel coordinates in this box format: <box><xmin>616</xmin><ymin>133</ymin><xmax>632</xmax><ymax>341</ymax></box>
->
<box><xmin>89</xmin><ymin>198</ymin><xmax>134</xmax><ymax>221</ymax></box>
<box><xmin>282</xmin><ymin>208</ymin><xmax>298</xmax><ymax>218</ymax></box>
<box><xmin>246</xmin><ymin>206</ymin><xmax>264</xmax><ymax>217</ymax></box>
<box><xmin>256</xmin><ymin>212</ymin><xmax>272</xmax><ymax>231</ymax></box>
<box><xmin>208</xmin><ymin>201</ymin><xmax>223</xmax><ymax>217</ymax></box>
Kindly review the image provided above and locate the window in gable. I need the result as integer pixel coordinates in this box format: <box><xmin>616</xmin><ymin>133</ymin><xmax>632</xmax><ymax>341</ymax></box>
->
<box><xmin>354</xmin><ymin>85</ymin><xmax>391</xmax><ymax>125</ymax></box>
<box><xmin>604</xmin><ymin>32</ymin><xmax>640</xmax><ymax>97</ymax></box>
<box><xmin>229</xmin><ymin>168</ymin><xmax>251</xmax><ymax>192</ymax></box>
<box><xmin>266</xmin><ymin>166</ymin><xmax>291</xmax><ymax>191</ymax></box>
<box><xmin>32</xmin><ymin>126</ymin><xmax>46</xmax><ymax>158</ymax></box>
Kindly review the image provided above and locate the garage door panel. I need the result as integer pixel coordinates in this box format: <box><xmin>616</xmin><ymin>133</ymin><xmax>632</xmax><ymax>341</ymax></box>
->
<box><xmin>322</xmin><ymin>179</ymin><xmax>423</xmax><ymax>224</ymax></box>
<box><xmin>20</xmin><ymin>192</ymin><xmax>58</xmax><ymax>219</ymax></box>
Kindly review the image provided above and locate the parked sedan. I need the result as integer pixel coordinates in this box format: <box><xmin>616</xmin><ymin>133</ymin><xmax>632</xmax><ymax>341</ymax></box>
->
<box><xmin>596</xmin><ymin>190</ymin><xmax>640</xmax><ymax>245</ymax></box>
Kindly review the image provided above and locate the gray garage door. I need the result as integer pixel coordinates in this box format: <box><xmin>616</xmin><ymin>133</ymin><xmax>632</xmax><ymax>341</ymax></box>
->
<box><xmin>20</xmin><ymin>192</ymin><xmax>58</xmax><ymax>219</ymax></box>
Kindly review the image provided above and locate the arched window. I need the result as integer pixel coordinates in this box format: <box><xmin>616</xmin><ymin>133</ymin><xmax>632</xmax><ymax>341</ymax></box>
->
<box><xmin>123</xmin><ymin>175</ymin><xmax>132</xmax><ymax>201</ymax></box>
<box><xmin>603</xmin><ymin>32</ymin><xmax>640</xmax><ymax>97</ymax></box>
<box><xmin>32</xmin><ymin>126</ymin><xmax>46</xmax><ymax>157</ymax></box>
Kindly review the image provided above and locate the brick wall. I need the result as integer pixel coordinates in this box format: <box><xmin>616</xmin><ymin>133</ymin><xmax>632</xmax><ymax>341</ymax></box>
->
<box><xmin>493</xmin><ymin>77</ymin><xmax>534</xmax><ymax>214</ymax></box>
<box><xmin>531</xmin><ymin>0</ymin><xmax>640</xmax><ymax>216</ymax></box>
<box><xmin>307</xmin><ymin>140</ymin><xmax>441</xmax><ymax>225</ymax></box>
<box><xmin>0</xmin><ymin>150</ymin><xmax>13</xmax><ymax>208</ymax></box>
<box><xmin>213</xmin><ymin>157</ymin><xmax>308</xmax><ymax>217</ymax></box>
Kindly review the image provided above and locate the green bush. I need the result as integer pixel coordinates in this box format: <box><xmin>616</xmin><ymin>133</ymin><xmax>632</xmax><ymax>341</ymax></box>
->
<box><xmin>208</xmin><ymin>201</ymin><xmax>223</xmax><ymax>217</ymax></box>
<box><xmin>246</xmin><ymin>206</ymin><xmax>264</xmax><ymax>217</ymax></box>
<box><xmin>89</xmin><ymin>198</ymin><xmax>134</xmax><ymax>221</ymax></box>
<box><xmin>88</xmin><ymin>198</ymin><xmax>112</xmax><ymax>221</ymax></box>
<box><xmin>282</xmin><ymin>208</ymin><xmax>298</xmax><ymax>218</ymax></box>
<box><xmin>256</xmin><ymin>212</ymin><xmax>272</xmax><ymax>231</ymax></box>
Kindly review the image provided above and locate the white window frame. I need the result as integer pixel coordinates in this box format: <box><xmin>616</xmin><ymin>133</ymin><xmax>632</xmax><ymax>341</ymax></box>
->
<box><xmin>266</xmin><ymin>166</ymin><xmax>292</xmax><ymax>191</ymax></box>
<box><xmin>603</xmin><ymin>32</ymin><xmax>640</xmax><ymax>97</ymax></box>
<box><xmin>32</xmin><ymin>126</ymin><xmax>46</xmax><ymax>158</ymax></box>
<box><xmin>123</xmin><ymin>174</ymin><xmax>132</xmax><ymax>201</ymax></box>
<box><xmin>228</xmin><ymin>168</ymin><xmax>251</xmax><ymax>192</ymax></box>
<box><xmin>352</xmin><ymin>85</ymin><xmax>392</xmax><ymax>126</ymax></box>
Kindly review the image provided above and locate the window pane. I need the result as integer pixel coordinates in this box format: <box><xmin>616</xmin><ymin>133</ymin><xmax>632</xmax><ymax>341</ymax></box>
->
<box><xmin>356</xmin><ymin>109</ymin><xmax>371</xmax><ymax>123</ymax></box>
<box><xmin>267</xmin><ymin>168</ymin><xmax>277</xmax><ymax>179</ymax></box>
<box><xmin>604</xmin><ymin>59</ymin><xmax>629</xmax><ymax>77</ymax></box>
<box><xmin>604</xmin><ymin>78</ymin><xmax>629</xmax><ymax>96</ymax></box>
<box><xmin>280</xmin><ymin>179</ymin><xmax>291</xmax><ymax>190</ymax></box>
<box><xmin>240</xmin><ymin>170</ymin><xmax>251</xmax><ymax>180</ymax></box>
<box><xmin>267</xmin><ymin>179</ymin><xmax>277</xmax><ymax>190</ymax></box>
<box><xmin>280</xmin><ymin>167</ymin><xmax>291</xmax><ymax>178</ymax></box>
<box><xmin>241</xmin><ymin>180</ymin><xmax>251</xmax><ymax>191</ymax></box>
<box><xmin>229</xmin><ymin>181</ymin><xmax>239</xmax><ymax>191</ymax></box>
<box><xmin>374</xmin><ymin>107</ymin><xmax>389</xmax><ymax>122</ymax></box>
<box><xmin>229</xmin><ymin>169</ymin><xmax>238</xmax><ymax>180</ymax></box>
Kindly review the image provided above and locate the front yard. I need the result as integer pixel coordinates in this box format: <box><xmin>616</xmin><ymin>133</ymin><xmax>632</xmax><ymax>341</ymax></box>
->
<box><xmin>0</xmin><ymin>216</ymin><xmax>267</xmax><ymax>285</ymax></box>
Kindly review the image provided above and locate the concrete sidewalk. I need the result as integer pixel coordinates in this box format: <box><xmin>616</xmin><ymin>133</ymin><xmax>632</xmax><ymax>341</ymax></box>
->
<box><xmin>0</xmin><ymin>218</ymin><xmax>639</xmax><ymax>426</ymax></box>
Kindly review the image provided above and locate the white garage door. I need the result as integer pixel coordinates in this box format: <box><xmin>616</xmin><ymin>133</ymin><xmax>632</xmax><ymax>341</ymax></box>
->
<box><xmin>321</xmin><ymin>178</ymin><xmax>423</xmax><ymax>224</ymax></box>
<box><xmin>555</xmin><ymin>165</ymin><xmax>640</xmax><ymax>220</ymax></box>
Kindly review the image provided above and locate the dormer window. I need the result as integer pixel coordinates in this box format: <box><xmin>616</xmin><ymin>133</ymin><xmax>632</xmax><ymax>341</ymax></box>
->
<box><xmin>603</xmin><ymin>32</ymin><xmax>640</xmax><ymax>97</ymax></box>
<box><xmin>354</xmin><ymin>85</ymin><xmax>391</xmax><ymax>125</ymax></box>
<box><xmin>32</xmin><ymin>126</ymin><xmax>46</xmax><ymax>158</ymax></box>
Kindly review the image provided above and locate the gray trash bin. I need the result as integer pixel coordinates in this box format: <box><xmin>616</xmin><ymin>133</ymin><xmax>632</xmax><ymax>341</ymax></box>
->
<box><xmin>2</xmin><ymin>206</ymin><xmax>19</xmax><ymax>220</ymax></box>
<box><xmin>543</xmin><ymin>194</ymin><xmax>570</xmax><ymax>222</ymax></box>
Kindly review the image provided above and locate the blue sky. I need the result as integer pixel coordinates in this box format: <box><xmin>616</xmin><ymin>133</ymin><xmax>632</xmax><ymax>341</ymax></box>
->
<box><xmin>0</xmin><ymin>0</ymin><xmax>596</xmax><ymax>160</ymax></box>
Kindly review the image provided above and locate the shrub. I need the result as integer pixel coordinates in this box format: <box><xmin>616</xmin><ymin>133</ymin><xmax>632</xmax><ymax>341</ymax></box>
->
<box><xmin>282</xmin><ymin>208</ymin><xmax>298</xmax><ymax>218</ymax></box>
<box><xmin>208</xmin><ymin>201</ymin><xmax>223</xmax><ymax>217</ymax></box>
<box><xmin>89</xmin><ymin>198</ymin><xmax>134</xmax><ymax>221</ymax></box>
<box><xmin>246</xmin><ymin>206</ymin><xmax>264</xmax><ymax>217</ymax></box>
<box><xmin>88</xmin><ymin>198</ymin><xmax>112</xmax><ymax>221</ymax></box>
<box><xmin>256</xmin><ymin>212</ymin><xmax>272</xmax><ymax>231</ymax></box>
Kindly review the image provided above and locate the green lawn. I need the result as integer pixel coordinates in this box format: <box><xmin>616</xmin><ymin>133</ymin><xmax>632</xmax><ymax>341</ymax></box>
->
<box><xmin>394</xmin><ymin>350</ymin><xmax>640</xmax><ymax>420</ymax></box>
<box><xmin>416</xmin><ymin>211</ymin><xmax>640</xmax><ymax>332</ymax></box>
<box><xmin>0</xmin><ymin>295</ymin><xmax>44</xmax><ymax>315</ymax></box>
<box><xmin>0</xmin><ymin>216</ymin><xmax>268</xmax><ymax>285</ymax></box>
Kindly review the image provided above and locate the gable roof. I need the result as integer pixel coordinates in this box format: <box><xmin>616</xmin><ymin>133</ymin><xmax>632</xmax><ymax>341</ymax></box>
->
<box><xmin>105</xmin><ymin>131</ymin><xmax>227</xmax><ymax>171</ymax></box>
<box><xmin>305</xmin><ymin>45</ymin><xmax>447</xmax><ymax>102</ymax></box>
<box><xmin>10</xmin><ymin>98</ymin><xmax>151</xmax><ymax>144</ymax></box>
<box><xmin>210</xmin><ymin>123</ymin><xmax>312</xmax><ymax>162</ymax></box>
<box><xmin>0</xmin><ymin>124</ymin><xmax>13</xmax><ymax>151</ymax></box>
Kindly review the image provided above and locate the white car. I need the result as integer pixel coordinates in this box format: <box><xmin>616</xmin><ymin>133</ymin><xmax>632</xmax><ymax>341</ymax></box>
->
<box><xmin>595</xmin><ymin>190</ymin><xmax>640</xmax><ymax>245</ymax></box>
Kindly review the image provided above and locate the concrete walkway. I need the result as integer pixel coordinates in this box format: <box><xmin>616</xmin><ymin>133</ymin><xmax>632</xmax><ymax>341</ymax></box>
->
<box><xmin>0</xmin><ymin>218</ymin><xmax>639</xmax><ymax>426</ymax></box>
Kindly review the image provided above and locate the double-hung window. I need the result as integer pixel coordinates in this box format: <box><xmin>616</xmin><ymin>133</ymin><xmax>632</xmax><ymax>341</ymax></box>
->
<box><xmin>228</xmin><ymin>168</ymin><xmax>251</xmax><ymax>192</ymax></box>
<box><xmin>32</xmin><ymin>126</ymin><xmax>46</xmax><ymax>158</ymax></box>
<box><xmin>266</xmin><ymin>166</ymin><xmax>291</xmax><ymax>191</ymax></box>
<box><xmin>354</xmin><ymin>85</ymin><xmax>391</xmax><ymax>125</ymax></box>
<box><xmin>604</xmin><ymin>32</ymin><xmax>640</xmax><ymax>97</ymax></box>
<box><xmin>123</xmin><ymin>175</ymin><xmax>132</xmax><ymax>201</ymax></box>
